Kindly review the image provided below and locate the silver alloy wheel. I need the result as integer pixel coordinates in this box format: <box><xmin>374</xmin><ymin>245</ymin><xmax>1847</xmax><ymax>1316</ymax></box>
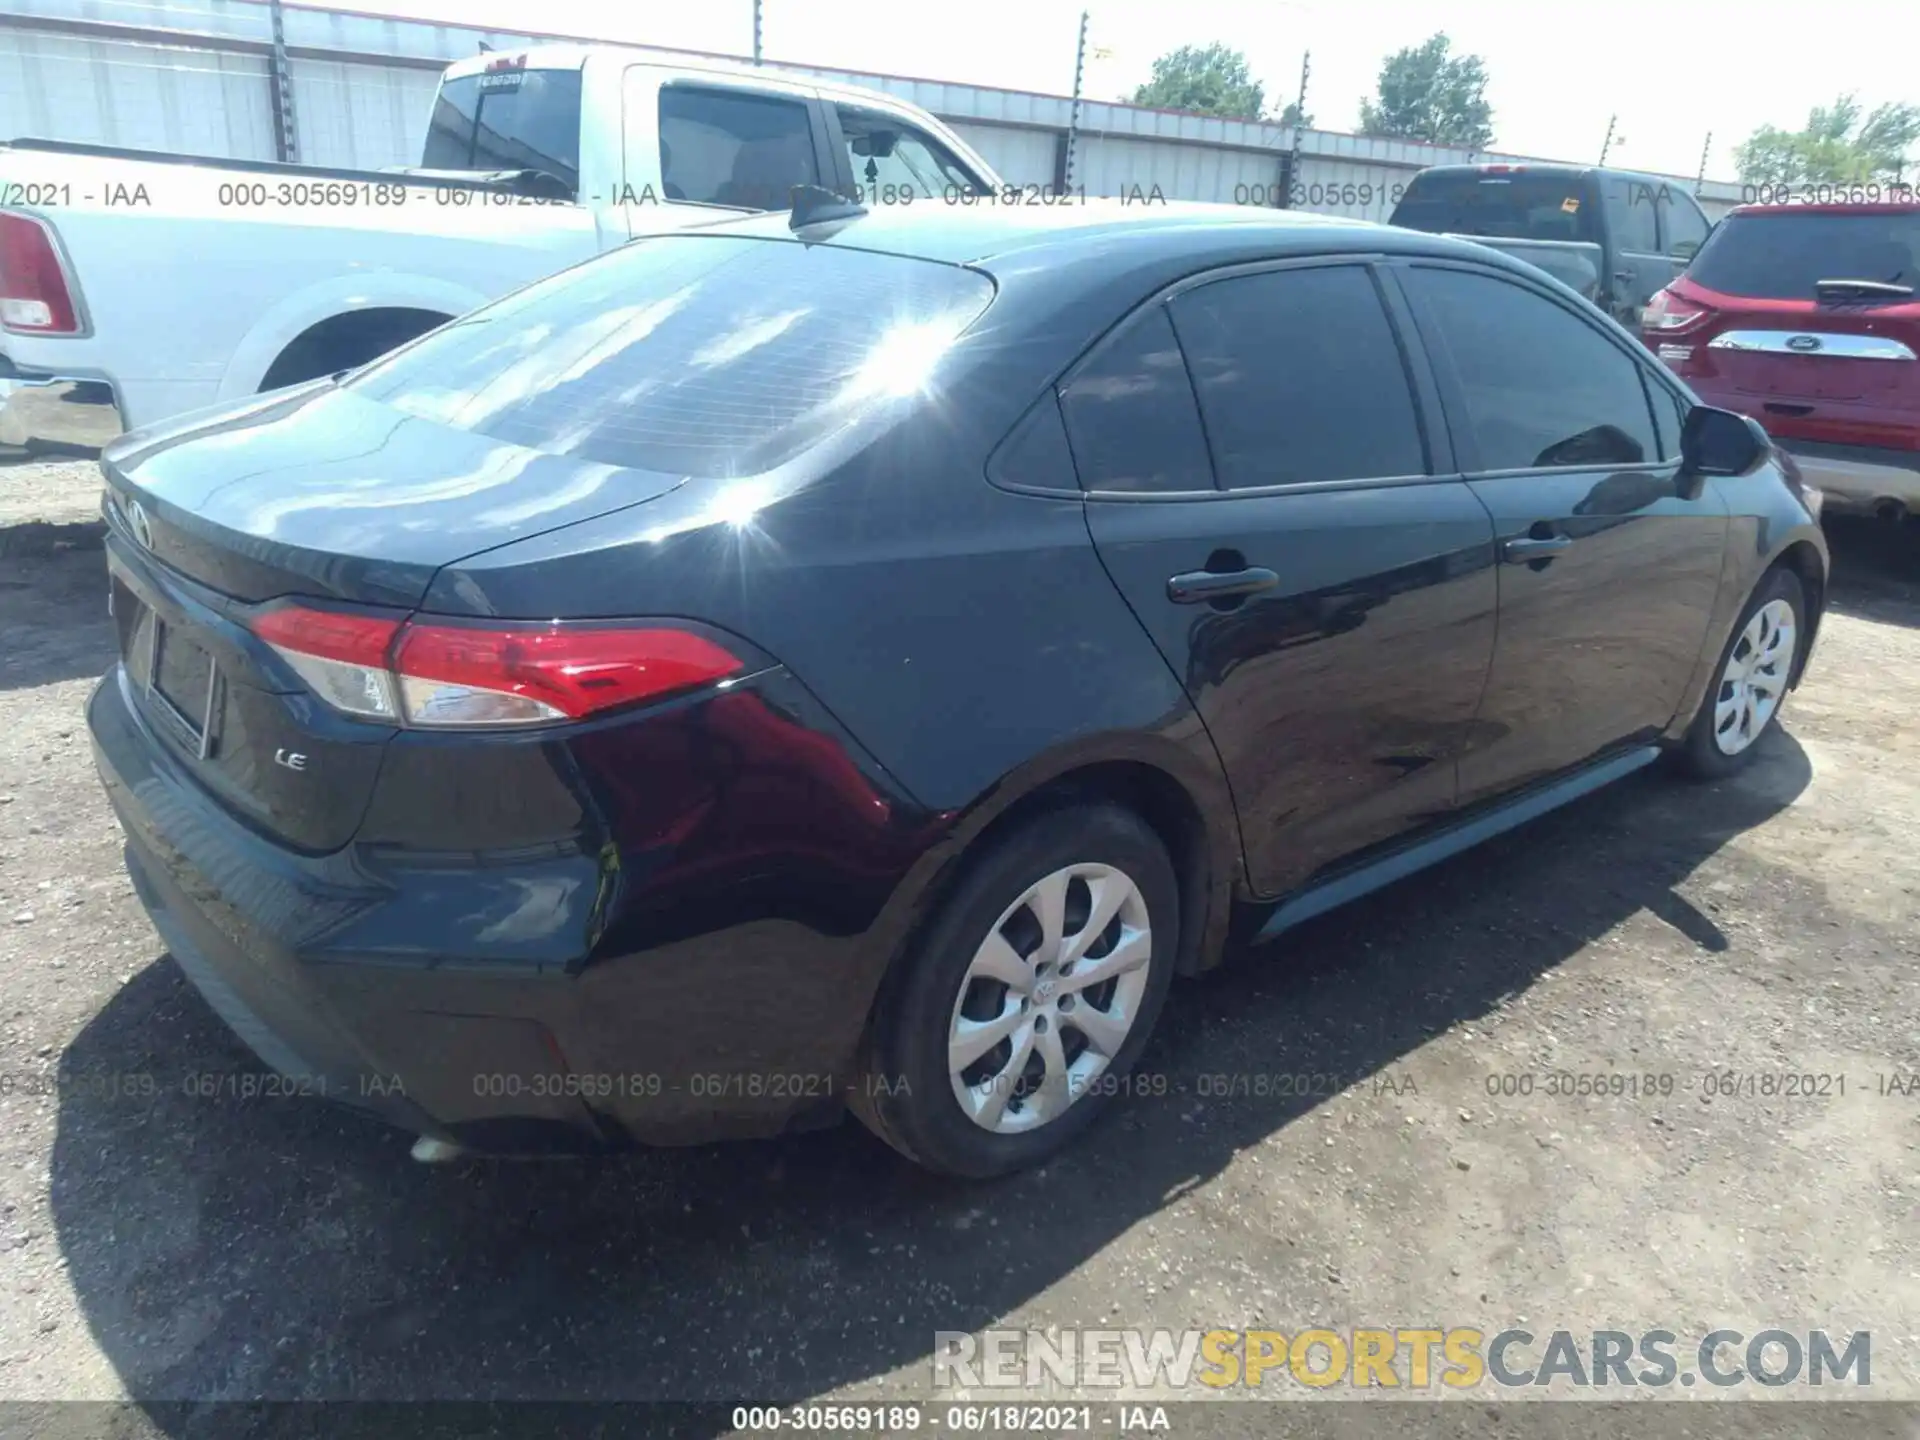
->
<box><xmin>946</xmin><ymin>862</ymin><xmax>1153</xmax><ymax>1134</ymax></box>
<box><xmin>1713</xmin><ymin>597</ymin><xmax>1796</xmax><ymax>756</ymax></box>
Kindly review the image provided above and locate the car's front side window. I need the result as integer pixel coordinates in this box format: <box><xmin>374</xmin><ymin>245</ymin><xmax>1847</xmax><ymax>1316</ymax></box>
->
<box><xmin>1403</xmin><ymin>265</ymin><xmax>1660</xmax><ymax>472</ymax></box>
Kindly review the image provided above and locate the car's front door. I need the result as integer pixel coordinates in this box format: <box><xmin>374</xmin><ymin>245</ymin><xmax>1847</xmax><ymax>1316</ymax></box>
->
<box><xmin>1391</xmin><ymin>259</ymin><xmax>1730</xmax><ymax>806</ymax></box>
<box><xmin>1068</xmin><ymin>259</ymin><xmax>1499</xmax><ymax>898</ymax></box>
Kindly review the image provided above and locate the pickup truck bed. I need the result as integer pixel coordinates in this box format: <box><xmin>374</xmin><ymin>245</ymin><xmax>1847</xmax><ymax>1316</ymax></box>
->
<box><xmin>1425</xmin><ymin>233</ymin><xmax>1602</xmax><ymax>302</ymax></box>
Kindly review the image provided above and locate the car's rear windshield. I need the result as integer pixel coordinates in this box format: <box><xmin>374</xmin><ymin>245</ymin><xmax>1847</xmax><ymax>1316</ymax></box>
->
<box><xmin>421</xmin><ymin>67</ymin><xmax>584</xmax><ymax>196</ymax></box>
<box><xmin>344</xmin><ymin>236</ymin><xmax>996</xmax><ymax>477</ymax></box>
<box><xmin>1687</xmin><ymin>210</ymin><xmax>1920</xmax><ymax>300</ymax></box>
<box><xmin>1390</xmin><ymin>173</ymin><xmax>1596</xmax><ymax>243</ymax></box>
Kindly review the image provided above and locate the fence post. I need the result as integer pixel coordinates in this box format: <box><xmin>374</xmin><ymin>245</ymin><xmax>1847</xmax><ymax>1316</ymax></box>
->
<box><xmin>267</xmin><ymin>0</ymin><xmax>299</xmax><ymax>162</ymax></box>
<box><xmin>1280</xmin><ymin>50</ymin><xmax>1309</xmax><ymax>208</ymax></box>
<box><xmin>1063</xmin><ymin>9</ymin><xmax>1088</xmax><ymax>193</ymax></box>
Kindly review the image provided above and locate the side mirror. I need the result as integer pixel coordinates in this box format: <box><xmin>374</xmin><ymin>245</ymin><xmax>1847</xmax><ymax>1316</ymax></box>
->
<box><xmin>1679</xmin><ymin>405</ymin><xmax>1769</xmax><ymax>477</ymax></box>
<box><xmin>1671</xmin><ymin>239</ymin><xmax>1700</xmax><ymax>261</ymax></box>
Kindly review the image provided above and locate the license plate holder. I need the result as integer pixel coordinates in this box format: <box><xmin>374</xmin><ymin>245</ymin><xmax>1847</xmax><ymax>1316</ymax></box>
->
<box><xmin>148</xmin><ymin>618</ymin><xmax>220</xmax><ymax>759</ymax></box>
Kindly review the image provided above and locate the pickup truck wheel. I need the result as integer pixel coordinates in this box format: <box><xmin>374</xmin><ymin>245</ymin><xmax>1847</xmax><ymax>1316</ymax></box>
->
<box><xmin>259</xmin><ymin>309</ymin><xmax>448</xmax><ymax>391</ymax></box>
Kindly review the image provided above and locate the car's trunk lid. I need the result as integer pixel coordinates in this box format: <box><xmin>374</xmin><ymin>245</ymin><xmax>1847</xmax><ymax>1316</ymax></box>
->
<box><xmin>98</xmin><ymin>383</ymin><xmax>691</xmax><ymax>853</ymax></box>
<box><xmin>100</xmin><ymin>381</ymin><xmax>689</xmax><ymax>608</ymax></box>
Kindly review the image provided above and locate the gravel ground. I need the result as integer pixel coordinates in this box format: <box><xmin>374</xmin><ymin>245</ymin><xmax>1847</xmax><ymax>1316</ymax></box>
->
<box><xmin>0</xmin><ymin>493</ymin><xmax>1916</xmax><ymax>1436</ymax></box>
<box><xmin>0</xmin><ymin>460</ymin><xmax>104</xmax><ymax>560</ymax></box>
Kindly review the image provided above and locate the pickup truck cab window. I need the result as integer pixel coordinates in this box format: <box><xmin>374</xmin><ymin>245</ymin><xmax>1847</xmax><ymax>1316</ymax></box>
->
<box><xmin>832</xmin><ymin>105</ymin><xmax>981</xmax><ymax>198</ymax></box>
<box><xmin>422</xmin><ymin>65</ymin><xmax>585</xmax><ymax>197</ymax></box>
<box><xmin>1659</xmin><ymin>190</ymin><xmax>1712</xmax><ymax>259</ymax></box>
<box><xmin>656</xmin><ymin>84</ymin><xmax>821</xmax><ymax>208</ymax></box>
<box><xmin>1601</xmin><ymin>175</ymin><xmax>1661</xmax><ymax>255</ymax></box>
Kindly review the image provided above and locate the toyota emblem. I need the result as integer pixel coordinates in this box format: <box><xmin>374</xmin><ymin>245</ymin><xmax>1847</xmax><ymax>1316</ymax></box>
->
<box><xmin>1786</xmin><ymin>334</ymin><xmax>1822</xmax><ymax>352</ymax></box>
<box><xmin>126</xmin><ymin>499</ymin><xmax>153</xmax><ymax>550</ymax></box>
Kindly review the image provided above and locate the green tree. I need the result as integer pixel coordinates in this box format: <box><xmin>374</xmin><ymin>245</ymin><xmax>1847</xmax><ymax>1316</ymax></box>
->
<box><xmin>1131</xmin><ymin>43</ymin><xmax>1265</xmax><ymax>121</ymax></box>
<box><xmin>1358</xmin><ymin>34</ymin><xmax>1494</xmax><ymax>150</ymax></box>
<box><xmin>1734</xmin><ymin>96</ymin><xmax>1920</xmax><ymax>184</ymax></box>
<box><xmin>1277</xmin><ymin>100</ymin><xmax>1313</xmax><ymax>128</ymax></box>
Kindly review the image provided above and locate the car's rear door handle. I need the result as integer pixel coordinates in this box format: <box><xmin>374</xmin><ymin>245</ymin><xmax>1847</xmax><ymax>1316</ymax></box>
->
<box><xmin>1166</xmin><ymin>567</ymin><xmax>1280</xmax><ymax>604</ymax></box>
<box><xmin>1501</xmin><ymin>535</ymin><xmax>1573</xmax><ymax>564</ymax></box>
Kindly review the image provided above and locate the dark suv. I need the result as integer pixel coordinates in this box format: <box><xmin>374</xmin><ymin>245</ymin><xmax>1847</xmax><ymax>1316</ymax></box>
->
<box><xmin>89</xmin><ymin>202</ymin><xmax>1827</xmax><ymax>1179</ymax></box>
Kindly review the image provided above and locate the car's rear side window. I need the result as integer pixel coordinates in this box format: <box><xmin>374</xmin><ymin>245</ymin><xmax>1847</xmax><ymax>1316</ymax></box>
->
<box><xmin>1057</xmin><ymin>306</ymin><xmax>1216</xmax><ymax>493</ymax></box>
<box><xmin>1170</xmin><ymin>265</ymin><xmax>1427</xmax><ymax>488</ymax></box>
<box><xmin>1403</xmin><ymin>265</ymin><xmax>1659</xmax><ymax>472</ymax></box>
<box><xmin>1688</xmin><ymin>211</ymin><xmax>1920</xmax><ymax>300</ymax></box>
<box><xmin>345</xmin><ymin>237</ymin><xmax>993</xmax><ymax>477</ymax></box>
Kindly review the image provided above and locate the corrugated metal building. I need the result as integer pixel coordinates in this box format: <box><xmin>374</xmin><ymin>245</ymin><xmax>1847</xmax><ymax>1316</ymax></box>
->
<box><xmin>0</xmin><ymin>0</ymin><xmax>1751</xmax><ymax>222</ymax></box>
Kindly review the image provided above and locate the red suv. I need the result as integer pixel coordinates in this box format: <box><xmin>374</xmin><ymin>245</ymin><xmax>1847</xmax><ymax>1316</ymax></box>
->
<box><xmin>1643</xmin><ymin>201</ymin><xmax>1918</xmax><ymax>522</ymax></box>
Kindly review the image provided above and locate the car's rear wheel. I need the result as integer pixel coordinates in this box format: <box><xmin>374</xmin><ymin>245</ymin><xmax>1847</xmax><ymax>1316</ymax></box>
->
<box><xmin>1677</xmin><ymin>566</ymin><xmax>1806</xmax><ymax>778</ymax></box>
<box><xmin>852</xmin><ymin>804</ymin><xmax>1178</xmax><ymax>1178</ymax></box>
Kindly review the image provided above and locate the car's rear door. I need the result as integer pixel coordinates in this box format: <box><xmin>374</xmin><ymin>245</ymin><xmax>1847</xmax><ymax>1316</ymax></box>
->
<box><xmin>1391</xmin><ymin>259</ymin><xmax>1729</xmax><ymax>806</ymax></box>
<box><xmin>1069</xmin><ymin>258</ymin><xmax>1498</xmax><ymax>899</ymax></box>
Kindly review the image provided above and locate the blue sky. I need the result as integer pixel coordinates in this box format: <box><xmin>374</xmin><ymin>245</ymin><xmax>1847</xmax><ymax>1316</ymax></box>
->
<box><xmin>387</xmin><ymin>0</ymin><xmax>1918</xmax><ymax>180</ymax></box>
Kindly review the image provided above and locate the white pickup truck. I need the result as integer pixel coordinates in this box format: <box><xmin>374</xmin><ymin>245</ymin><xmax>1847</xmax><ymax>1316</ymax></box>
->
<box><xmin>0</xmin><ymin>43</ymin><xmax>1002</xmax><ymax>458</ymax></box>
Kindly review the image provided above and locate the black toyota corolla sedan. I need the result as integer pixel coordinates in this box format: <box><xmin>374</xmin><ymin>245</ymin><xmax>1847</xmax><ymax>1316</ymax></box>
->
<box><xmin>88</xmin><ymin>199</ymin><xmax>1828</xmax><ymax>1178</ymax></box>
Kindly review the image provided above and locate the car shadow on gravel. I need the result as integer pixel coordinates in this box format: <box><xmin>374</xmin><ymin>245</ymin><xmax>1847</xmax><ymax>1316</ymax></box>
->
<box><xmin>0</xmin><ymin>549</ymin><xmax>114</xmax><ymax>693</ymax></box>
<box><xmin>1824</xmin><ymin>516</ymin><xmax>1919</xmax><ymax>625</ymax></box>
<box><xmin>46</xmin><ymin>731</ymin><xmax>1810</xmax><ymax>1430</ymax></box>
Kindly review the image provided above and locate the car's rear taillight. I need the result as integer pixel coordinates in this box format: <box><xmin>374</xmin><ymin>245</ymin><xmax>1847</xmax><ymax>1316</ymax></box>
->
<box><xmin>250</xmin><ymin>604</ymin><xmax>743</xmax><ymax>729</ymax></box>
<box><xmin>252</xmin><ymin>606</ymin><xmax>404</xmax><ymax>720</ymax></box>
<box><xmin>1641</xmin><ymin>286</ymin><xmax>1711</xmax><ymax>336</ymax></box>
<box><xmin>0</xmin><ymin>212</ymin><xmax>81</xmax><ymax>334</ymax></box>
<box><xmin>392</xmin><ymin>621</ymin><xmax>742</xmax><ymax>727</ymax></box>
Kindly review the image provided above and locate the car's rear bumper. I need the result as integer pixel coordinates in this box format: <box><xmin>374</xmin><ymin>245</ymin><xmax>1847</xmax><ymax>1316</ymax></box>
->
<box><xmin>93</xmin><ymin>662</ymin><xmax>614</xmax><ymax>1153</ymax></box>
<box><xmin>1771</xmin><ymin>439</ymin><xmax>1920</xmax><ymax>517</ymax></box>
<box><xmin>88</xmin><ymin>648</ymin><xmax>935</xmax><ymax>1154</ymax></box>
<box><xmin>0</xmin><ymin>356</ymin><xmax>124</xmax><ymax>459</ymax></box>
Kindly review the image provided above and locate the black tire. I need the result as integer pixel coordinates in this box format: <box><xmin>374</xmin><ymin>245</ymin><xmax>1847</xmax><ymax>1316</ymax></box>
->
<box><xmin>1675</xmin><ymin>565</ymin><xmax>1806</xmax><ymax>780</ymax></box>
<box><xmin>851</xmin><ymin>804</ymin><xmax>1179</xmax><ymax>1179</ymax></box>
